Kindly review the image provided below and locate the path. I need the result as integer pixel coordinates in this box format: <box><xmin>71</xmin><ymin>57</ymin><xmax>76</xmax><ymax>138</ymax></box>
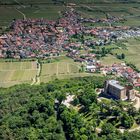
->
<box><xmin>119</xmin><ymin>125</ymin><xmax>140</xmax><ymax>133</ymax></box>
<box><xmin>67</xmin><ymin>63</ymin><xmax>70</xmax><ymax>73</ymax></box>
<box><xmin>31</xmin><ymin>60</ymin><xmax>41</xmax><ymax>85</ymax></box>
<box><xmin>31</xmin><ymin>77</ymin><xmax>36</xmax><ymax>85</ymax></box>
<box><xmin>35</xmin><ymin>60</ymin><xmax>41</xmax><ymax>85</ymax></box>
<box><xmin>15</xmin><ymin>8</ymin><xmax>26</xmax><ymax>20</ymax></box>
<box><xmin>14</xmin><ymin>0</ymin><xmax>26</xmax><ymax>20</ymax></box>
<box><xmin>56</xmin><ymin>63</ymin><xmax>59</xmax><ymax>76</ymax></box>
<box><xmin>129</xmin><ymin>126</ymin><xmax>140</xmax><ymax>132</ymax></box>
<box><xmin>14</xmin><ymin>0</ymin><xmax>25</xmax><ymax>8</ymax></box>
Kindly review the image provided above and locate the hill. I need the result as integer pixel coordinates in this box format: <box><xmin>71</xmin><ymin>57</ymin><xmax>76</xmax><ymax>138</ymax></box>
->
<box><xmin>1</xmin><ymin>77</ymin><xmax>140</xmax><ymax>140</ymax></box>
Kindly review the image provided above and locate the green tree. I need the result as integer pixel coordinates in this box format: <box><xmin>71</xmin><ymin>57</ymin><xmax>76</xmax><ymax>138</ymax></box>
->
<box><xmin>101</xmin><ymin>123</ymin><xmax>116</xmax><ymax>135</ymax></box>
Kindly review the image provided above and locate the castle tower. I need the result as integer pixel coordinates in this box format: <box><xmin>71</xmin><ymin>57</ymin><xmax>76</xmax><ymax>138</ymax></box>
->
<box><xmin>104</xmin><ymin>80</ymin><xmax>109</xmax><ymax>94</ymax></box>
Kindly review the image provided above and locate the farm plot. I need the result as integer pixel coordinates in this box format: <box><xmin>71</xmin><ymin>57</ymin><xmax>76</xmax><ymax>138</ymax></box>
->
<box><xmin>0</xmin><ymin>61</ymin><xmax>38</xmax><ymax>87</ymax></box>
<box><xmin>40</xmin><ymin>60</ymin><xmax>81</xmax><ymax>83</ymax></box>
<box><xmin>0</xmin><ymin>7</ymin><xmax>22</xmax><ymax>26</ymax></box>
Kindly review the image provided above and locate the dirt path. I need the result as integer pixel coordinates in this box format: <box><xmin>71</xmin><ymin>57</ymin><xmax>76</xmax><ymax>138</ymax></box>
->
<box><xmin>56</xmin><ymin>63</ymin><xmax>59</xmax><ymax>76</ymax></box>
<box><xmin>14</xmin><ymin>0</ymin><xmax>26</xmax><ymax>20</ymax></box>
<box><xmin>31</xmin><ymin>77</ymin><xmax>36</xmax><ymax>85</ymax></box>
<box><xmin>31</xmin><ymin>60</ymin><xmax>41</xmax><ymax>85</ymax></box>
<box><xmin>67</xmin><ymin>63</ymin><xmax>70</xmax><ymax>73</ymax></box>
<box><xmin>15</xmin><ymin>8</ymin><xmax>26</xmax><ymax>20</ymax></box>
<box><xmin>14</xmin><ymin>0</ymin><xmax>25</xmax><ymax>8</ymax></box>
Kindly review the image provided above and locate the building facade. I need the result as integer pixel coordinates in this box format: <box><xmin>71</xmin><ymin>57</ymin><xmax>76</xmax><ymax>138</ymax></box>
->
<box><xmin>104</xmin><ymin>80</ymin><xmax>136</xmax><ymax>101</ymax></box>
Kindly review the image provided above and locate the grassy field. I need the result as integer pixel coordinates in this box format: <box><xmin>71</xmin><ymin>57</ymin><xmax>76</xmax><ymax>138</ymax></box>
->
<box><xmin>0</xmin><ymin>61</ymin><xmax>38</xmax><ymax>87</ymax></box>
<box><xmin>101</xmin><ymin>54</ymin><xmax>122</xmax><ymax>66</ymax></box>
<box><xmin>100</xmin><ymin>37</ymin><xmax>140</xmax><ymax>69</ymax></box>
<box><xmin>111</xmin><ymin>38</ymin><xmax>140</xmax><ymax>69</ymax></box>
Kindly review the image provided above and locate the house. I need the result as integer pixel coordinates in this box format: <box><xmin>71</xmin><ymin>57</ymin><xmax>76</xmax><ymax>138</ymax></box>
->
<box><xmin>86</xmin><ymin>65</ymin><xmax>96</xmax><ymax>72</ymax></box>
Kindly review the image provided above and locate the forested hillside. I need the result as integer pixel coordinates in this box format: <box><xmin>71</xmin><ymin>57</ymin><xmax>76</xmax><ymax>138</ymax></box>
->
<box><xmin>0</xmin><ymin>76</ymin><xmax>140</xmax><ymax>140</ymax></box>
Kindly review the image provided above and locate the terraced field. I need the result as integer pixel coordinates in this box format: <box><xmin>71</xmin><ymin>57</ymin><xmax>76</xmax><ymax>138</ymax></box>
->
<box><xmin>0</xmin><ymin>61</ymin><xmax>38</xmax><ymax>87</ymax></box>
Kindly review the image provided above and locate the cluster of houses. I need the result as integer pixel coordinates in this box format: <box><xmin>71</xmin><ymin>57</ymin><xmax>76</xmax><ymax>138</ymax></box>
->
<box><xmin>0</xmin><ymin>8</ymin><xmax>140</xmax><ymax>59</ymax></box>
<box><xmin>101</xmin><ymin>63</ymin><xmax>140</xmax><ymax>87</ymax></box>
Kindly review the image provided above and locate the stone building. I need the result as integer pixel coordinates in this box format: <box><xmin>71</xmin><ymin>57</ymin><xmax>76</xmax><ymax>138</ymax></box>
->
<box><xmin>104</xmin><ymin>80</ymin><xmax>136</xmax><ymax>101</ymax></box>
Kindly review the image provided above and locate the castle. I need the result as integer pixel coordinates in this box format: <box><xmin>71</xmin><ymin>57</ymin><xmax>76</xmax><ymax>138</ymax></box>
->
<box><xmin>104</xmin><ymin>80</ymin><xmax>136</xmax><ymax>101</ymax></box>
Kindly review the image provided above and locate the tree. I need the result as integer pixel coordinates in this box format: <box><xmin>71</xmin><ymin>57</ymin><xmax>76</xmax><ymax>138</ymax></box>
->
<box><xmin>121</xmin><ymin>53</ymin><xmax>125</xmax><ymax>59</ymax></box>
<box><xmin>121</xmin><ymin>113</ymin><xmax>134</xmax><ymax>128</ymax></box>
<box><xmin>101</xmin><ymin>123</ymin><xmax>116</xmax><ymax>135</ymax></box>
<box><xmin>135</xmin><ymin>115</ymin><xmax>140</xmax><ymax>124</ymax></box>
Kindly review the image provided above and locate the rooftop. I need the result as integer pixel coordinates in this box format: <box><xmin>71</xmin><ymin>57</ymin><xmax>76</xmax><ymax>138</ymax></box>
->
<box><xmin>109</xmin><ymin>80</ymin><xmax>125</xmax><ymax>90</ymax></box>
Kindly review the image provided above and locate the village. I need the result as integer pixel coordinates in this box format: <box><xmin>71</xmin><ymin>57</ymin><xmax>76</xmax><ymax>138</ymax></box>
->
<box><xmin>0</xmin><ymin>8</ymin><xmax>140</xmax><ymax>90</ymax></box>
<box><xmin>0</xmin><ymin>8</ymin><xmax>140</xmax><ymax>58</ymax></box>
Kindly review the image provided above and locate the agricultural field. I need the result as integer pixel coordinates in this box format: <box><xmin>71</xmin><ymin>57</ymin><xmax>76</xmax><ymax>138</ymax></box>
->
<box><xmin>0</xmin><ymin>0</ymin><xmax>140</xmax><ymax>27</ymax></box>
<box><xmin>0</xmin><ymin>6</ymin><xmax>64</xmax><ymax>27</ymax></box>
<box><xmin>0</xmin><ymin>61</ymin><xmax>38</xmax><ymax>87</ymax></box>
<box><xmin>20</xmin><ymin>6</ymin><xmax>65</xmax><ymax>20</ymax></box>
<box><xmin>40</xmin><ymin>56</ymin><xmax>99</xmax><ymax>83</ymax></box>
<box><xmin>0</xmin><ymin>7</ymin><xmax>22</xmax><ymax>26</ymax></box>
<box><xmin>76</xmin><ymin>3</ymin><xmax>140</xmax><ymax>27</ymax></box>
<box><xmin>40</xmin><ymin>57</ymin><xmax>81</xmax><ymax>83</ymax></box>
<box><xmin>0</xmin><ymin>57</ymin><xmax>101</xmax><ymax>87</ymax></box>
